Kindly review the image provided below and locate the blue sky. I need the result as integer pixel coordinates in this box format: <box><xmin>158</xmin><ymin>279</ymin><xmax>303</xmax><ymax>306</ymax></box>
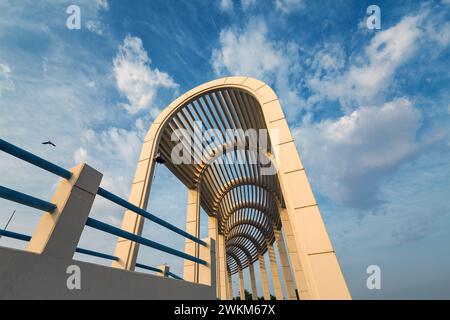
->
<box><xmin>0</xmin><ymin>0</ymin><xmax>449</xmax><ymax>299</ymax></box>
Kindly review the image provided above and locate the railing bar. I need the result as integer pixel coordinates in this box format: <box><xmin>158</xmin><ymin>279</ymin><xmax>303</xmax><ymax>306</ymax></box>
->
<box><xmin>0</xmin><ymin>139</ymin><xmax>206</xmax><ymax>247</ymax></box>
<box><xmin>0</xmin><ymin>229</ymin><xmax>32</xmax><ymax>242</ymax></box>
<box><xmin>0</xmin><ymin>139</ymin><xmax>72</xmax><ymax>179</ymax></box>
<box><xmin>167</xmin><ymin>271</ymin><xmax>184</xmax><ymax>281</ymax></box>
<box><xmin>74</xmin><ymin>248</ymin><xmax>119</xmax><ymax>261</ymax></box>
<box><xmin>135</xmin><ymin>263</ymin><xmax>163</xmax><ymax>273</ymax></box>
<box><xmin>0</xmin><ymin>229</ymin><xmax>119</xmax><ymax>262</ymax></box>
<box><xmin>0</xmin><ymin>185</ymin><xmax>56</xmax><ymax>213</ymax></box>
<box><xmin>85</xmin><ymin>217</ymin><xmax>207</xmax><ymax>265</ymax></box>
<box><xmin>97</xmin><ymin>187</ymin><xmax>207</xmax><ymax>247</ymax></box>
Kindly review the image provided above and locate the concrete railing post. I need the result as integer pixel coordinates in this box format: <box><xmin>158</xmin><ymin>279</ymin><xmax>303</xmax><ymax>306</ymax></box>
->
<box><xmin>26</xmin><ymin>163</ymin><xmax>102</xmax><ymax>259</ymax></box>
<box><xmin>157</xmin><ymin>264</ymin><xmax>170</xmax><ymax>277</ymax></box>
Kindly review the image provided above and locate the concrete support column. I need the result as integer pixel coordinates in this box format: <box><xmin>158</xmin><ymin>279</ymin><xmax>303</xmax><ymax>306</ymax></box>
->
<box><xmin>258</xmin><ymin>254</ymin><xmax>271</xmax><ymax>300</ymax></box>
<box><xmin>248</xmin><ymin>263</ymin><xmax>258</xmax><ymax>300</ymax></box>
<box><xmin>260</xmin><ymin>89</ymin><xmax>351</xmax><ymax>299</ymax></box>
<box><xmin>218</xmin><ymin>234</ymin><xmax>228</xmax><ymax>299</ymax></box>
<box><xmin>183</xmin><ymin>186</ymin><xmax>201</xmax><ymax>282</ymax></box>
<box><xmin>267</xmin><ymin>242</ymin><xmax>284</xmax><ymax>300</ymax></box>
<box><xmin>238</xmin><ymin>268</ymin><xmax>245</xmax><ymax>300</ymax></box>
<box><xmin>274</xmin><ymin>228</ymin><xmax>297</xmax><ymax>300</ymax></box>
<box><xmin>198</xmin><ymin>238</ymin><xmax>216</xmax><ymax>291</ymax></box>
<box><xmin>226</xmin><ymin>268</ymin><xmax>233</xmax><ymax>300</ymax></box>
<box><xmin>27</xmin><ymin>164</ymin><xmax>102</xmax><ymax>259</ymax></box>
<box><xmin>112</xmin><ymin>136</ymin><xmax>157</xmax><ymax>271</ymax></box>
<box><xmin>279</xmin><ymin>207</ymin><xmax>308</xmax><ymax>299</ymax></box>
<box><xmin>112</xmin><ymin>136</ymin><xmax>159</xmax><ymax>270</ymax></box>
<box><xmin>208</xmin><ymin>216</ymin><xmax>220</xmax><ymax>298</ymax></box>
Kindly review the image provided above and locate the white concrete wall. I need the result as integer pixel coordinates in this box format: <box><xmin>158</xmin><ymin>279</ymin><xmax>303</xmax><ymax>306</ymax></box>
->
<box><xmin>0</xmin><ymin>247</ymin><xmax>215</xmax><ymax>300</ymax></box>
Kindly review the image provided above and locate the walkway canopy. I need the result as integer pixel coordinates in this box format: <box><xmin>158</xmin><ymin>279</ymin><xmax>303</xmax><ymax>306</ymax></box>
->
<box><xmin>113</xmin><ymin>76</ymin><xmax>351</xmax><ymax>300</ymax></box>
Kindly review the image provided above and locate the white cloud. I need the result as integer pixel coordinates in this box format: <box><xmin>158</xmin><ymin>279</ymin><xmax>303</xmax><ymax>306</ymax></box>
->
<box><xmin>220</xmin><ymin>0</ymin><xmax>234</xmax><ymax>12</ymax></box>
<box><xmin>307</xmin><ymin>9</ymin><xmax>450</xmax><ymax>110</ymax></box>
<box><xmin>96</xmin><ymin>0</ymin><xmax>109</xmax><ymax>11</ymax></box>
<box><xmin>113</xmin><ymin>35</ymin><xmax>178</xmax><ymax>114</ymax></box>
<box><xmin>295</xmin><ymin>98</ymin><xmax>427</xmax><ymax>210</ymax></box>
<box><xmin>426</xmin><ymin>20</ymin><xmax>450</xmax><ymax>47</ymax></box>
<box><xmin>73</xmin><ymin>123</ymin><xmax>144</xmax><ymax>198</ymax></box>
<box><xmin>274</xmin><ymin>0</ymin><xmax>303</xmax><ymax>14</ymax></box>
<box><xmin>0</xmin><ymin>63</ymin><xmax>15</xmax><ymax>96</ymax></box>
<box><xmin>241</xmin><ymin>0</ymin><xmax>257</xmax><ymax>9</ymax></box>
<box><xmin>212</xmin><ymin>20</ymin><xmax>284</xmax><ymax>79</ymax></box>
<box><xmin>307</xmin><ymin>14</ymin><xmax>423</xmax><ymax>109</ymax></box>
<box><xmin>86</xmin><ymin>20</ymin><xmax>104</xmax><ymax>35</ymax></box>
<box><xmin>211</xmin><ymin>19</ymin><xmax>303</xmax><ymax>117</ymax></box>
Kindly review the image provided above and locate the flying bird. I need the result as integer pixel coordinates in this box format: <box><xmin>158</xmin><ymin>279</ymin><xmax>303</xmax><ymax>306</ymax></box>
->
<box><xmin>42</xmin><ymin>140</ymin><xmax>56</xmax><ymax>147</ymax></box>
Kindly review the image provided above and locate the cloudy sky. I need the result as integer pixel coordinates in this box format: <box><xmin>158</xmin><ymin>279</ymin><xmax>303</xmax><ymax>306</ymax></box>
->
<box><xmin>0</xmin><ymin>0</ymin><xmax>449</xmax><ymax>299</ymax></box>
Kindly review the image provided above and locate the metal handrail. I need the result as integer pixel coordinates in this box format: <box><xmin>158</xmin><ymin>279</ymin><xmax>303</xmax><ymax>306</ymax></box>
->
<box><xmin>167</xmin><ymin>271</ymin><xmax>184</xmax><ymax>281</ymax></box>
<box><xmin>97</xmin><ymin>187</ymin><xmax>207</xmax><ymax>247</ymax></box>
<box><xmin>135</xmin><ymin>263</ymin><xmax>163</xmax><ymax>273</ymax></box>
<box><xmin>0</xmin><ymin>229</ymin><xmax>183</xmax><ymax>279</ymax></box>
<box><xmin>0</xmin><ymin>229</ymin><xmax>117</xmax><ymax>262</ymax></box>
<box><xmin>0</xmin><ymin>186</ymin><xmax>56</xmax><ymax>213</ymax></box>
<box><xmin>0</xmin><ymin>138</ymin><xmax>206</xmax><ymax>247</ymax></box>
<box><xmin>0</xmin><ymin>139</ymin><xmax>72</xmax><ymax>179</ymax></box>
<box><xmin>85</xmin><ymin>217</ymin><xmax>206</xmax><ymax>265</ymax></box>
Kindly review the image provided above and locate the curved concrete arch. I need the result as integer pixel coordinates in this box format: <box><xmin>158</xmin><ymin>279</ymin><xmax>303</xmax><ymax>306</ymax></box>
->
<box><xmin>224</xmin><ymin>211</ymin><xmax>272</xmax><ymax>238</ymax></box>
<box><xmin>193</xmin><ymin>142</ymin><xmax>276</xmax><ymax>186</ymax></box>
<box><xmin>218</xmin><ymin>200</ymin><xmax>279</xmax><ymax>234</ymax></box>
<box><xmin>226</xmin><ymin>233</ymin><xmax>262</xmax><ymax>255</ymax></box>
<box><xmin>113</xmin><ymin>76</ymin><xmax>351</xmax><ymax>300</ymax></box>
<box><xmin>226</xmin><ymin>242</ymin><xmax>252</xmax><ymax>263</ymax></box>
<box><xmin>210</xmin><ymin>177</ymin><xmax>282</xmax><ymax>212</ymax></box>
<box><xmin>226</xmin><ymin>220</ymin><xmax>272</xmax><ymax>243</ymax></box>
<box><xmin>227</xmin><ymin>224</ymin><xmax>267</xmax><ymax>247</ymax></box>
<box><xmin>226</xmin><ymin>251</ymin><xmax>242</xmax><ymax>270</ymax></box>
<box><xmin>226</xmin><ymin>244</ymin><xmax>252</xmax><ymax>272</ymax></box>
<box><xmin>217</xmin><ymin>186</ymin><xmax>278</xmax><ymax>223</ymax></box>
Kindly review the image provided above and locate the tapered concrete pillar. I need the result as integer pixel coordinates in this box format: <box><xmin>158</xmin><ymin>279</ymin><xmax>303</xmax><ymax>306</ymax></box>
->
<box><xmin>218</xmin><ymin>234</ymin><xmax>229</xmax><ymax>299</ymax></box>
<box><xmin>112</xmin><ymin>136</ymin><xmax>158</xmax><ymax>271</ymax></box>
<box><xmin>267</xmin><ymin>242</ymin><xmax>284</xmax><ymax>300</ymax></box>
<box><xmin>208</xmin><ymin>216</ymin><xmax>220</xmax><ymax>298</ymax></box>
<box><xmin>238</xmin><ymin>268</ymin><xmax>245</xmax><ymax>300</ymax></box>
<box><xmin>27</xmin><ymin>164</ymin><xmax>102</xmax><ymax>259</ymax></box>
<box><xmin>258</xmin><ymin>82</ymin><xmax>350</xmax><ymax>299</ymax></box>
<box><xmin>248</xmin><ymin>263</ymin><xmax>258</xmax><ymax>300</ymax></box>
<box><xmin>279</xmin><ymin>207</ymin><xmax>309</xmax><ymax>299</ymax></box>
<box><xmin>198</xmin><ymin>238</ymin><xmax>216</xmax><ymax>290</ymax></box>
<box><xmin>227</xmin><ymin>269</ymin><xmax>233</xmax><ymax>300</ymax></box>
<box><xmin>183</xmin><ymin>186</ymin><xmax>201</xmax><ymax>282</ymax></box>
<box><xmin>274</xmin><ymin>228</ymin><xmax>297</xmax><ymax>300</ymax></box>
<box><xmin>258</xmin><ymin>254</ymin><xmax>271</xmax><ymax>300</ymax></box>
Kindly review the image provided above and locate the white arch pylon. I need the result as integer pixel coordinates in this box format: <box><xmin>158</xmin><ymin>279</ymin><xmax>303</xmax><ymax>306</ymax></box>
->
<box><xmin>111</xmin><ymin>76</ymin><xmax>351</xmax><ymax>300</ymax></box>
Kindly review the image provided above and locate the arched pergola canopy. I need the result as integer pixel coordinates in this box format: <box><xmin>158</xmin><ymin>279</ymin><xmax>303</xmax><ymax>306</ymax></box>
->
<box><xmin>154</xmin><ymin>87</ymin><xmax>283</xmax><ymax>273</ymax></box>
<box><xmin>113</xmin><ymin>77</ymin><xmax>351</xmax><ymax>300</ymax></box>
